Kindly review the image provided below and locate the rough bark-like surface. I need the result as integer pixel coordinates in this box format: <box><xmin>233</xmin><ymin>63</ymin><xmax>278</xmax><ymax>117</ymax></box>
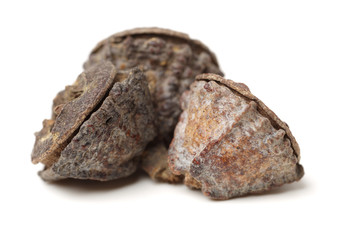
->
<box><xmin>168</xmin><ymin>74</ymin><xmax>304</xmax><ymax>200</ymax></box>
<box><xmin>84</xmin><ymin>27</ymin><xmax>223</xmax><ymax>144</ymax></box>
<box><xmin>32</xmin><ymin>62</ymin><xmax>117</xmax><ymax>167</ymax></box>
<box><xmin>83</xmin><ymin>28</ymin><xmax>223</xmax><ymax>182</ymax></box>
<box><xmin>33</xmin><ymin>63</ymin><xmax>157</xmax><ymax>181</ymax></box>
<box><xmin>51</xmin><ymin>69</ymin><xmax>156</xmax><ymax>181</ymax></box>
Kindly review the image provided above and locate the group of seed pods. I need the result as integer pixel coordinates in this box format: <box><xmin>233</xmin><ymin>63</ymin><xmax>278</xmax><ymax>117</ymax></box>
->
<box><xmin>32</xmin><ymin>28</ymin><xmax>304</xmax><ymax>200</ymax></box>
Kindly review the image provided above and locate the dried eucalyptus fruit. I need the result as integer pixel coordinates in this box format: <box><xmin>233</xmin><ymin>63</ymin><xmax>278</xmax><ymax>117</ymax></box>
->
<box><xmin>168</xmin><ymin>73</ymin><xmax>304</xmax><ymax>199</ymax></box>
<box><xmin>32</xmin><ymin>61</ymin><xmax>157</xmax><ymax>181</ymax></box>
<box><xmin>83</xmin><ymin>27</ymin><xmax>223</xmax><ymax>182</ymax></box>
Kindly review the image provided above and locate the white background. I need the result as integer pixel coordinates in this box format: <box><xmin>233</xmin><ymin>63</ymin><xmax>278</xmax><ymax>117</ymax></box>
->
<box><xmin>1</xmin><ymin>0</ymin><xmax>337</xmax><ymax>239</ymax></box>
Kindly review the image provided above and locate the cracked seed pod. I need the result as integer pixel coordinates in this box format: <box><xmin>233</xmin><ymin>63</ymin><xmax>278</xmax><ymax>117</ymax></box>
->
<box><xmin>32</xmin><ymin>61</ymin><xmax>157</xmax><ymax>181</ymax></box>
<box><xmin>168</xmin><ymin>73</ymin><xmax>304</xmax><ymax>200</ymax></box>
<box><xmin>83</xmin><ymin>28</ymin><xmax>223</xmax><ymax>182</ymax></box>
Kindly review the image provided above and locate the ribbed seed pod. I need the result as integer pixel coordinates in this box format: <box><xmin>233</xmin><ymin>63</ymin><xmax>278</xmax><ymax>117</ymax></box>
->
<box><xmin>168</xmin><ymin>73</ymin><xmax>304</xmax><ymax>199</ymax></box>
<box><xmin>32</xmin><ymin>61</ymin><xmax>157</xmax><ymax>181</ymax></box>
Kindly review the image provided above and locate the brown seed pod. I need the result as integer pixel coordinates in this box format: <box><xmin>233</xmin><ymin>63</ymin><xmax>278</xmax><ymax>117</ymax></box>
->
<box><xmin>168</xmin><ymin>73</ymin><xmax>304</xmax><ymax>200</ymax></box>
<box><xmin>83</xmin><ymin>27</ymin><xmax>223</xmax><ymax>182</ymax></box>
<box><xmin>32</xmin><ymin>61</ymin><xmax>157</xmax><ymax>181</ymax></box>
<box><xmin>84</xmin><ymin>28</ymin><xmax>222</xmax><ymax>140</ymax></box>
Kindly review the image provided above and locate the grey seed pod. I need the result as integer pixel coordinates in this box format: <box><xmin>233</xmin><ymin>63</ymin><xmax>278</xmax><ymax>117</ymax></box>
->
<box><xmin>32</xmin><ymin>62</ymin><xmax>157</xmax><ymax>181</ymax></box>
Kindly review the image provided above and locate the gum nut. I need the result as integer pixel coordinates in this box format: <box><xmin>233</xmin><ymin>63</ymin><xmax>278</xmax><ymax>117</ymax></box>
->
<box><xmin>32</xmin><ymin>62</ymin><xmax>157</xmax><ymax>181</ymax></box>
<box><xmin>83</xmin><ymin>27</ymin><xmax>223</xmax><ymax>143</ymax></box>
<box><xmin>168</xmin><ymin>73</ymin><xmax>304</xmax><ymax>200</ymax></box>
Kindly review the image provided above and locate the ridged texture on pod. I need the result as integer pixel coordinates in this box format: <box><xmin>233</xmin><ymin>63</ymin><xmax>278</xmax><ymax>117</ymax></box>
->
<box><xmin>32</xmin><ymin>62</ymin><xmax>157</xmax><ymax>181</ymax></box>
<box><xmin>168</xmin><ymin>73</ymin><xmax>304</xmax><ymax>199</ymax></box>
